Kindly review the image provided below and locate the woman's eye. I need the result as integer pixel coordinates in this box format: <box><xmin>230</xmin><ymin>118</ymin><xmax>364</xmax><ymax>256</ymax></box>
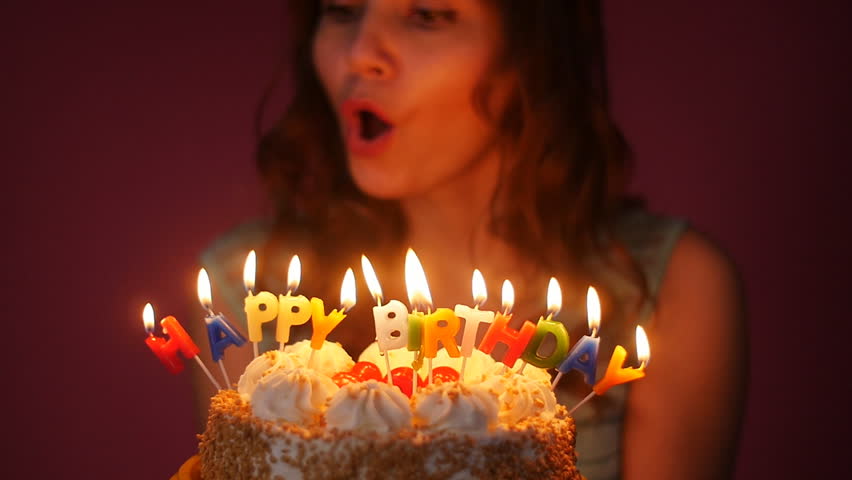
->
<box><xmin>321</xmin><ymin>3</ymin><xmax>360</xmax><ymax>22</ymax></box>
<box><xmin>410</xmin><ymin>8</ymin><xmax>457</xmax><ymax>29</ymax></box>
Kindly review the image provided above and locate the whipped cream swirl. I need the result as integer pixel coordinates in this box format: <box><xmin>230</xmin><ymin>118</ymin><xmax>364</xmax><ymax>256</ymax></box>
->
<box><xmin>325</xmin><ymin>380</ymin><xmax>412</xmax><ymax>433</ymax></box>
<box><xmin>285</xmin><ymin>339</ymin><xmax>354</xmax><ymax>377</ymax></box>
<box><xmin>478</xmin><ymin>370</ymin><xmax>557</xmax><ymax>424</ymax></box>
<box><xmin>412</xmin><ymin>382</ymin><xmax>499</xmax><ymax>433</ymax></box>
<box><xmin>237</xmin><ymin>350</ymin><xmax>302</xmax><ymax>400</ymax></box>
<box><xmin>250</xmin><ymin>367</ymin><xmax>339</xmax><ymax>425</ymax></box>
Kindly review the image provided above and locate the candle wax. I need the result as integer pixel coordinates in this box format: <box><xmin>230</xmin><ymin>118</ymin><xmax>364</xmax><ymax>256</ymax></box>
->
<box><xmin>277</xmin><ymin>294</ymin><xmax>312</xmax><ymax>344</ymax></box>
<box><xmin>521</xmin><ymin>317</ymin><xmax>569</xmax><ymax>369</ymax></box>
<box><xmin>244</xmin><ymin>291</ymin><xmax>278</xmax><ymax>343</ymax></box>
<box><xmin>557</xmin><ymin>335</ymin><xmax>600</xmax><ymax>385</ymax></box>
<box><xmin>593</xmin><ymin>345</ymin><xmax>645</xmax><ymax>395</ymax></box>
<box><xmin>205</xmin><ymin>313</ymin><xmax>247</xmax><ymax>362</ymax></box>
<box><xmin>422</xmin><ymin>308</ymin><xmax>461</xmax><ymax>358</ymax></box>
<box><xmin>146</xmin><ymin>316</ymin><xmax>200</xmax><ymax>374</ymax></box>
<box><xmin>373</xmin><ymin>299</ymin><xmax>409</xmax><ymax>351</ymax></box>
<box><xmin>309</xmin><ymin>297</ymin><xmax>347</xmax><ymax>350</ymax></box>
<box><xmin>453</xmin><ymin>304</ymin><xmax>495</xmax><ymax>357</ymax></box>
<box><xmin>478</xmin><ymin>313</ymin><xmax>537</xmax><ymax>367</ymax></box>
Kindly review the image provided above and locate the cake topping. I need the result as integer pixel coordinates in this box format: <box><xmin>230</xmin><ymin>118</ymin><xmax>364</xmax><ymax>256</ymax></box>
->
<box><xmin>250</xmin><ymin>367</ymin><xmax>339</xmax><ymax>424</ymax></box>
<box><xmin>485</xmin><ymin>358</ymin><xmax>553</xmax><ymax>385</ymax></box>
<box><xmin>237</xmin><ymin>349</ymin><xmax>301</xmax><ymax>400</ymax></box>
<box><xmin>412</xmin><ymin>382</ymin><xmax>499</xmax><ymax>433</ymax></box>
<box><xmin>325</xmin><ymin>379</ymin><xmax>413</xmax><ymax>433</ymax></box>
<box><xmin>283</xmin><ymin>339</ymin><xmax>354</xmax><ymax>377</ymax></box>
<box><xmin>476</xmin><ymin>369</ymin><xmax>557</xmax><ymax>424</ymax></box>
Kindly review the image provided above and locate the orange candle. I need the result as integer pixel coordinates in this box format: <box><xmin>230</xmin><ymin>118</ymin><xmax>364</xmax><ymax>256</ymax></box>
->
<box><xmin>421</xmin><ymin>308</ymin><xmax>461</xmax><ymax>358</ymax></box>
<box><xmin>309</xmin><ymin>268</ymin><xmax>356</xmax><ymax>349</ymax></box>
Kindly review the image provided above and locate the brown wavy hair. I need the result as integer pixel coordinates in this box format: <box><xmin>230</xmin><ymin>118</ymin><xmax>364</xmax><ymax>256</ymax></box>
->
<box><xmin>255</xmin><ymin>1</ymin><xmax>649</xmax><ymax>364</ymax></box>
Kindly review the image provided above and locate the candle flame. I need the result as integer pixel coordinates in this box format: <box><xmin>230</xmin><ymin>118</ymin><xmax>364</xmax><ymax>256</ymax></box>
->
<box><xmin>636</xmin><ymin>325</ymin><xmax>650</xmax><ymax>368</ymax></box>
<box><xmin>243</xmin><ymin>250</ymin><xmax>256</xmax><ymax>293</ymax></box>
<box><xmin>546</xmin><ymin>277</ymin><xmax>562</xmax><ymax>318</ymax></box>
<box><xmin>197</xmin><ymin>268</ymin><xmax>213</xmax><ymax>309</ymax></box>
<box><xmin>361</xmin><ymin>254</ymin><xmax>383</xmax><ymax>304</ymax></box>
<box><xmin>143</xmin><ymin>303</ymin><xmax>155</xmax><ymax>334</ymax></box>
<box><xmin>586</xmin><ymin>286</ymin><xmax>601</xmax><ymax>335</ymax></box>
<box><xmin>340</xmin><ymin>268</ymin><xmax>357</xmax><ymax>312</ymax></box>
<box><xmin>501</xmin><ymin>279</ymin><xmax>514</xmax><ymax>314</ymax></box>
<box><xmin>405</xmin><ymin>248</ymin><xmax>432</xmax><ymax>311</ymax></box>
<box><xmin>287</xmin><ymin>255</ymin><xmax>301</xmax><ymax>293</ymax></box>
<box><xmin>472</xmin><ymin>269</ymin><xmax>487</xmax><ymax>307</ymax></box>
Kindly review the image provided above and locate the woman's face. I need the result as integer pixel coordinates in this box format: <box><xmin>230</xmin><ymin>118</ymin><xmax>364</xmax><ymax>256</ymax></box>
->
<box><xmin>312</xmin><ymin>0</ymin><xmax>508</xmax><ymax>200</ymax></box>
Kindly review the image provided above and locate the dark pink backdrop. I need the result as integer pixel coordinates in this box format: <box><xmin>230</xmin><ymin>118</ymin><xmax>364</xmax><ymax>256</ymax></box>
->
<box><xmin>3</xmin><ymin>1</ymin><xmax>849</xmax><ymax>478</ymax></box>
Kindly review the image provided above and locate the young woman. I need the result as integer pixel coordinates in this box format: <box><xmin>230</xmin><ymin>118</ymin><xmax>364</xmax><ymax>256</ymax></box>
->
<box><xmin>193</xmin><ymin>2</ymin><xmax>747</xmax><ymax>479</ymax></box>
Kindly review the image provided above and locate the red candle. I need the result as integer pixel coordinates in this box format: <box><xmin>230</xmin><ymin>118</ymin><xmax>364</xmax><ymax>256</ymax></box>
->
<box><xmin>143</xmin><ymin>303</ymin><xmax>200</xmax><ymax>374</ymax></box>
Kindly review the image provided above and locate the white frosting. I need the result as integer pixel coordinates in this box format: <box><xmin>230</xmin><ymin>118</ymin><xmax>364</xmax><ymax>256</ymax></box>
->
<box><xmin>483</xmin><ymin>357</ymin><xmax>553</xmax><ymax>385</ymax></box>
<box><xmin>325</xmin><ymin>380</ymin><xmax>413</xmax><ymax>433</ymax></box>
<box><xmin>357</xmin><ymin>342</ymin><xmax>417</xmax><ymax>375</ymax></box>
<box><xmin>358</xmin><ymin>342</ymin><xmax>497</xmax><ymax>382</ymax></box>
<box><xmin>412</xmin><ymin>382</ymin><xmax>499</xmax><ymax>433</ymax></box>
<box><xmin>237</xmin><ymin>350</ymin><xmax>302</xmax><ymax>400</ymax></box>
<box><xmin>284</xmin><ymin>339</ymin><xmax>354</xmax><ymax>377</ymax></box>
<box><xmin>477</xmin><ymin>370</ymin><xmax>557</xmax><ymax>424</ymax></box>
<box><xmin>250</xmin><ymin>367</ymin><xmax>339</xmax><ymax>424</ymax></box>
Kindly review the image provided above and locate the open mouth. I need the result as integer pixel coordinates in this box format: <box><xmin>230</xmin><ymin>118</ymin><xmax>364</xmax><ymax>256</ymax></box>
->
<box><xmin>358</xmin><ymin>109</ymin><xmax>393</xmax><ymax>141</ymax></box>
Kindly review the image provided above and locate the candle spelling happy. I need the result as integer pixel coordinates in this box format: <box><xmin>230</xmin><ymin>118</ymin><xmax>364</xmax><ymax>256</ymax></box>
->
<box><xmin>143</xmin><ymin>303</ymin><xmax>221</xmax><ymax>390</ymax></box>
<box><xmin>307</xmin><ymin>268</ymin><xmax>356</xmax><ymax>367</ymax></box>
<box><xmin>243</xmin><ymin>250</ymin><xmax>279</xmax><ymax>358</ymax></box>
<box><xmin>197</xmin><ymin>268</ymin><xmax>246</xmax><ymax>388</ymax></box>
<box><xmin>277</xmin><ymin>255</ymin><xmax>312</xmax><ymax>351</ymax></box>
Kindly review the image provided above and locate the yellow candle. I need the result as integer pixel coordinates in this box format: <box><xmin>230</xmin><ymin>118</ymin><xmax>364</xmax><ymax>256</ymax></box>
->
<box><xmin>422</xmin><ymin>308</ymin><xmax>461</xmax><ymax>358</ymax></box>
<box><xmin>592</xmin><ymin>326</ymin><xmax>651</xmax><ymax>395</ymax></box>
<box><xmin>309</xmin><ymin>297</ymin><xmax>347</xmax><ymax>349</ymax></box>
<box><xmin>245</xmin><ymin>292</ymin><xmax>278</xmax><ymax>342</ymax></box>
<box><xmin>277</xmin><ymin>294</ymin><xmax>311</xmax><ymax>344</ymax></box>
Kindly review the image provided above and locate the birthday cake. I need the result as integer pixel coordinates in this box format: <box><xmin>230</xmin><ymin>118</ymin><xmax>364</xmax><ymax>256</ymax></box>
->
<box><xmin>196</xmin><ymin>340</ymin><xmax>584</xmax><ymax>480</ymax></box>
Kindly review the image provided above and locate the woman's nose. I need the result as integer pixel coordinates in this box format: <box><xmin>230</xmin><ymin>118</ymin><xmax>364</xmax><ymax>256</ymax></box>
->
<box><xmin>347</xmin><ymin>14</ymin><xmax>394</xmax><ymax>81</ymax></box>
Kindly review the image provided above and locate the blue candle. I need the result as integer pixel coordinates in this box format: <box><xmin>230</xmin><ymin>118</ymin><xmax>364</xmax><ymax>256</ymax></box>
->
<box><xmin>205</xmin><ymin>312</ymin><xmax>247</xmax><ymax>362</ymax></box>
<box><xmin>556</xmin><ymin>334</ymin><xmax>600</xmax><ymax>385</ymax></box>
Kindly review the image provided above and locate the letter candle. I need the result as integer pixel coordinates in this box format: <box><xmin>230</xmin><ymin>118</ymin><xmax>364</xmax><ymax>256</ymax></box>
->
<box><xmin>197</xmin><ymin>268</ymin><xmax>247</xmax><ymax>388</ymax></box>
<box><xmin>243</xmin><ymin>250</ymin><xmax>279</xmax><ymax>358</ymax></box>
<box><xmin>404</xmin><ymin>248</ymin><xmax>431</xmax><ymax>389</ymax></box>
<box><xmin>277</xmin><ymin>255</ymin><xmax>312</xmax><ymax>351</ymax></box>
<box><xmin>552</xmin><ymin>286</ymin><xmax>602</xmax><ymax>390</ymax></box>
<box><xmin>568</xmin><ymin>325</ymin><xmax>650</xmax><ymax>415</ymax></box>
<box><xmin>307</xmin><ymin>268</ymin><xmax>357</xmax><ymax>368</ymax></box>
<box><xmin>478</xmin><ymin>280</ymin><xmax>537</xmax><ymax>368</ymax></box>
<box><xmin>520</xmin><ymin>277</ymin><xmax>569</xmax><ymax>372</ymax></box>
<box><xmin>142</xmin><ymin>303</ymin><xmax>222</xmax><ymax>390</ymax></box>
<box><xmin>361</xmin><ymin>255</ymin><xmax>408</xmax><ymax>386</ymax></box>
<box><xmin>453</xmin><ymin>269</ymin><xmax>495</xmax><ymax>381</ymax></box>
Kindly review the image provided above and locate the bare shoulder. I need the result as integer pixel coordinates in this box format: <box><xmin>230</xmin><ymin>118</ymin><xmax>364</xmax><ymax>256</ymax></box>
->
<box><xmin>655</xmin><ymin>228</ymin><xmax>744</xmax><ymax>329</ymax></box>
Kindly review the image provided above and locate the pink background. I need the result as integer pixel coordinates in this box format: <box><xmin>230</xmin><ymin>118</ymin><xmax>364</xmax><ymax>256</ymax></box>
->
<box><xmin>2</xmin><ymin>1</ymin><xmax>849</xmax><ymax>478</ymax></box>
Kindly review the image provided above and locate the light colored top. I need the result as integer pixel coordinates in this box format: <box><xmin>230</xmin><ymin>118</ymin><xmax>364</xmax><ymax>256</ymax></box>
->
<box><xmin>200</xmin><ymin>210</ymin><xmax>687</xmax><ymax>480</ymax></box>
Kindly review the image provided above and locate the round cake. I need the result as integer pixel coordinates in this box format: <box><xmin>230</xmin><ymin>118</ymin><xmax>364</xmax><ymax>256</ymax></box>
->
<box><xmin>196</xmin><ymin>340</ymin><xmax>584</xmax><ymax>480</ymax></box>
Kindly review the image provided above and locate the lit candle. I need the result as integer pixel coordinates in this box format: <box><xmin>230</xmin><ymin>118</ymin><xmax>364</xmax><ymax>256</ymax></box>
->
<box><xmin>478</xmin><ymin>279</ymin><xmax>537</xmax><ymax>368</ymax></box>
<box><xmin>552</xmin><ymin>286</ymin><xmax>602</xmax><ymax>390</ymax></box>
<box><xmin>143</xmin><ymin>303</ymin><xmax>221</xmax><ymax>390</ymax></box>
<box><xmin>362</xmin><ymin>254</ymin><xmax>408</xmax><ymax>386</ymax></box>
<box><xmin>453</xmin><ymin>269</ymin><xmax>495</xmax><ymax>381</ymax></box>
<box><xmin>520</xmin><ymin>277</ymin><xmax>569</xmax><ymax>371</ymax></box>
<box><xmin>404</xmin><ymin>248</ymin><xmax>431</xmax><ymax>387</ymax></box>
<box><xmin>308</xmin><ymin>268</ymin><xmax>357</xmax><ymax>367</ymax></box>
<box><xmin>568</xmin><ymin>325</ymin><xmax>650</xmax><ymax>415</ymax></box>
<box><xmin>277</xmin><ymin>255</ymin><xmax>312</xmax><ymax>351</ymax></box>
<box><xmin>243</xmin><ymin>250</ymin><xmax>279</xmax><ymax>358</ymax></box>
<box><xmin>197</xmin><ymin>268</ymin><xmax>247</xmax><ymax>388</ymax></box>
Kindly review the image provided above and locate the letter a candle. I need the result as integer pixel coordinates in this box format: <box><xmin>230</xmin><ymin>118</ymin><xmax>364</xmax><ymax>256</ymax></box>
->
<box><xmin>197</xmin><ymin>268</ymin><xmax>247</xmax><ymax>388</ymax></box>
<box><xmin>552</xmin><ymin>286</ymin><xmax>602</xmax><ymax>390</ymax></box>
<box><xmin>568</xmin><ymin>325</ymin><xmax>650</xmax><ymax>415</ymax></box>
<box><xmin>143</xmin><ymin>303</ymin><xmax>222</xmax><ymax>390</ymax></box>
